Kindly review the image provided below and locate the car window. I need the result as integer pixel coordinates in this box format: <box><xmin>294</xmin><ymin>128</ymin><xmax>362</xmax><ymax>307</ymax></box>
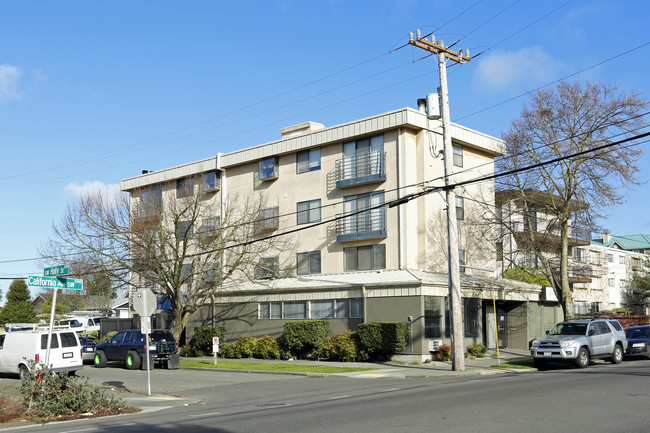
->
<box><xmin>124</xmin><ymin>331</ymin><xmax>135</xmax><ymax>342</ymax></box>
<box><xmin>41</xmin><ymin>334</ymin><xmax>60</xmax><ymax>349</ymax></box>
<box><xmin>150</xmin><ymin>330</ymin><xmax>174</xmax><ymax>341</ymax></box>
<box><xmin>112</xmin><ymin>332</ymin><xmax>126</xmax><ymax>343</ymax></box>
<box><xmin>588</xmin><ymin>324</ymin><xmax>601</xmax><ymax>336</ymax></box>
<box><xmin>60</xmin><ymin>332</ymin><xmax>79</xmax><ymax>348</ymax></box>
<box><xmin>626</xmin><ymin>328</ymin><xmax>650</xmax><ymax>338</ymax></box>
<box><xmin>0</xmin><ymin>334</ymin><xmax>5</xmax><ymax>349</ymax></box>
<box><xmin>608</xmin><ymin>320</ymin><xmax>623</xmax><ymax>331</ymax></box>
<box><xmin>596</xmin><ymin>322</ymin><xmax>611</xmax><ymax>334</ymax></box>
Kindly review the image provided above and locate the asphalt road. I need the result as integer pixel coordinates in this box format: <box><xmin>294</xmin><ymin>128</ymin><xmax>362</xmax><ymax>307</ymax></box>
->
<box><xmin>4</xmin><ymin>359</ymin><xmax>650</xmax><ymax>432</ymax></box>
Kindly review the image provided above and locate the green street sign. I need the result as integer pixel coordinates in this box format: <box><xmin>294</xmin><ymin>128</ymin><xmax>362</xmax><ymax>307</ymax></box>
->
<box><xmin>44</xmin><ymin>265</ymin><xmax>69</xmax><ymax>277</ymax></box>
<box><xmin>28</xmin><ymin>275</ymin><xmax>83</xmax><ymax>290</ymax></box>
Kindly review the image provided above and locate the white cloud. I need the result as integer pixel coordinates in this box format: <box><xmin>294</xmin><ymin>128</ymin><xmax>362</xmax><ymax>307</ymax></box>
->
<box><xmin>65</xmin><ymin>181</ymin><xmax>121</xmax><ymax>201</ymax></box>
<box><xmin>0</xmin><ymin>64</ymin><xmax>23</xmax><ymax>102</ymax></box>
<box><xmin>472</xmin><ymin>46</ymin><xmax>563</xmax><ymax>94</ymax></box>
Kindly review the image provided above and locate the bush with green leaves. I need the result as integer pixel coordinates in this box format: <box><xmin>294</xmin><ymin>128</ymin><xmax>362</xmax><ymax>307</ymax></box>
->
<box><xmin>82</xmin><ymin>330</ymin><xmax>100</xmax><ymax>341</ymax></box>
<box><xmin>193</xmin><ymin>326</ymin><xmax>226</xmax><ymax>354</ymax></box>
<box><xmin>283</xmin><ymin>320</ymin><xmax>329</xmax><ymax>358</ymax></box>
<box><xmin>253</xmin><ymin>335</ymin><xmax>281</xmax><ymax>359</ymax></box>
<box><xmin>313</xmin><ymin>331</ymin><xmax>366</xmax><ymax>362</ymax></box>
<box><xmin>465</xmin><ymin>342</ymin><xmax>488</xmax><ymax>358</ymax></box>
<box><xmin>218</xmin><ymin>335</ymin><xmax>258</xmax><ymax>358</ymax></box>
<box><xmin>20</xmin><ymin>360</ymin><xmax>124</xmax><ymax>419</ymax></box>
<box><xmin>357</xmin><ymin>322</ymin><xmax>409</xmax><ymax>361</ymax></box>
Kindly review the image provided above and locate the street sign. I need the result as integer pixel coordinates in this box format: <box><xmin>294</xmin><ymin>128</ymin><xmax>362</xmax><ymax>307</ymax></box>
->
<box><xmin>28</xmin><ymin>275</ymin><xmax>83</xmax><ymax>290</ymax></box>
<box><xmin>44</xmin><ymin>265</ymin><xmax>69</xmax><ymax>277</ymax></box>
<box><xmin>132</xmin><ymin>288</ymin><xmax>157</xmax><ymax>316</ymax></box>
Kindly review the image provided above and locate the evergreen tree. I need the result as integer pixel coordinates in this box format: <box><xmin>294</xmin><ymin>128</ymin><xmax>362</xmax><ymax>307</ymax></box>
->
<box><xmin>0</xmin><ymin>279</ymin><xmax>36</xmax><ymax>324</ymax></box>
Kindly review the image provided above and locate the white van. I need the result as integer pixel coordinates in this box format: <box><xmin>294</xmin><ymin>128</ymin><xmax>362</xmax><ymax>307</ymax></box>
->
<box><xmin>0</xmin><ymin>330</ymin><xmax>83</xmax><ymax>379</ymax></box>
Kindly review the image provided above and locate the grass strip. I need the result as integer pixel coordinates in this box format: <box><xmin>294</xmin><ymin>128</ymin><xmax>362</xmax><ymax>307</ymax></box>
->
<box><xmin>180</xmin><ymin>358</ymin><xmax>378</xmax><ymax>374</ymax></box>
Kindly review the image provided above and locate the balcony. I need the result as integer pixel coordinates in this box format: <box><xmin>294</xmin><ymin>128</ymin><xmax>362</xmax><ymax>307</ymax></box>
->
<box><xmin>335</xmin><ymin>151</ymin><xmax>386</xmax><ymax>188</ymax></box>
<box><xmin>551</xmin><ymin>261</ymin><xmax>594</xmax><ymax>284</ymax></box>
<box><xmin>511</xmin><ymin>218</ymin><xmax>590</xmax><ymax>249</ymax></box>
<box><xmin>336</xmin><ymin>208</ymin><xmax>386</xmax><ymax>242</ymax></box>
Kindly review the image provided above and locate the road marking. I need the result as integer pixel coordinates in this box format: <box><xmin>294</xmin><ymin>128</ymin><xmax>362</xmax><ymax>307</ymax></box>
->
<box><xmin>355</xmin><ymin>373</ymin><xmax>389</xmax><ymax>377</ymax></box>
<box><xmin>328</xmin><ymin>395</ymin><xmax>349</xmax><ymax>400</ymax></box>
<box><xmin>381</xmin><ymin>388</ymin><xmax>400</xmax><ymax>392</ymax></box>
<box><xmin>189</xmin><ymin>412</ymin><xmax>221</xmax><ymax>417</ymax></box>
<box><xmin>59</xmin><ymin>429</ymin><xmax>99</xmax><ymax>433</ymax></box>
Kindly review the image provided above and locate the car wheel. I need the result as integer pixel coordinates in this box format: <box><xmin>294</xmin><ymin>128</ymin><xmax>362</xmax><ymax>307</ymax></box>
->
<box><xmin>94</xmin><ymin>350</ymin><xmax>107</xmax><ymax>368</ymax></box>
<box><xmin>18</xmin><ymin>365</ymin><xmax>30</xmax><ymax>381</ymax></box>
<box><xmin>533</xmin><ymin>359</ymin><xmax>548</xmax><ymax>371</ymax></box>
<box><xmin>575</xmin><ymin>347</ymin><xmax>589</xmax><ymax>368</ymax></box>
<box><xmin>611</xmin><ymin>344</ymin><xmax>623</xmax><ymax>364</ymax></box>
<box><xmin>126</xmin><ymin>351</ymin><xmax>142</xmax><ymax>370</ymax></box>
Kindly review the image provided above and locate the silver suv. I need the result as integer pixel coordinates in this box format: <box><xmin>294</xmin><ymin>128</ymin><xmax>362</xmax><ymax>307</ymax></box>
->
<box><xmin>530</xmin><ymin>319</ymin><xmax>627</xmax><ymax>370</ymax></box>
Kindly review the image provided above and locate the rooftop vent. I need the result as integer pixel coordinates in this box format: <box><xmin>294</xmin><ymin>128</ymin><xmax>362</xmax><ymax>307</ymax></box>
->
<box><xmin>280</xmin><ymin>121</ymin><xmax>325</xmax><ymax>138</ymax></box>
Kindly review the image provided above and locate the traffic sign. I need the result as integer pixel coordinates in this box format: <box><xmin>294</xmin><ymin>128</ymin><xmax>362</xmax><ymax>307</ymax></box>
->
<box><xmin>44</xmin><ymin>265</ymin><xmax>69</xmax><ymax>277</ymax></box>
<box><xmin>28</xmin><ymin>275</ymin><xmax>83</xmax><ymax>290</ymax></box>
<box><xmin>132</xmin><ymin>288</ymin><xmax>157</xmax><ymax>316</ymax></box>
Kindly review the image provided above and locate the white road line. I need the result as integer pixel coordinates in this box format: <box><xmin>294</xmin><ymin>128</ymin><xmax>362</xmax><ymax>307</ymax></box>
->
<box><xmin>189</xmin><ymin>412</ymin><xmax>221</xmax><ymax>417</ymax></box>
<box><xmin>59</xmin><ymin>429</ymin><xmax>99</xmax><ymax>433</ymax></box>
<box><xmin>328</xmin><ymin>395</ymin><xmax>350</xmax><ymax>400</ymax></box>
<box><xmin>381</xmin><ymin>388</ymin><xmax>400</xmax><ymax>392</ymax></box>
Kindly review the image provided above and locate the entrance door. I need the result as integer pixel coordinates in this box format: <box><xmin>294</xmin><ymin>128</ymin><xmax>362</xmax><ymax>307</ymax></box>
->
<box><xmin>485</xmin><ymin>301</ymin><xmax>507</xmax><ymax>349</ymax></box>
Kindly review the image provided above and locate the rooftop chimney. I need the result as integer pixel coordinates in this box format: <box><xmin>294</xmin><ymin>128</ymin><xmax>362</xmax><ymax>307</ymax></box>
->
<box><xmin>603</xmin><ymin>229</ymin><xmax>611</xmax><ymax>243</ymax></box>
<box><xmin>280</xmin><ymin>121</ymin><xmax>325</xmax><ymax>138</ymax></box>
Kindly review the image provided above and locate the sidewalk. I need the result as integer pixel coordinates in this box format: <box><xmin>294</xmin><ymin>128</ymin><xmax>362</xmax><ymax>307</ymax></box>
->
<box><xmin>117</xmin><ymin>348</ymin><xmax>534</xmax><ymax>411</ymax></box>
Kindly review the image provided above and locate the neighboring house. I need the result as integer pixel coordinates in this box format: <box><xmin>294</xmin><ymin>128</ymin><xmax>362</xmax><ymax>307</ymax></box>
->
<box><xmin>572</xmin><ymin>232</ymin><xmax>650</xmax><ymax>312</ymax></box>
<box><xmin>120</xmin><ymin>100</ymin><xmax>562</xmax><ymax>359</ymax></box>
<box><xmin>31</xmin><ymin>293</ymin><xmax>48</xmax><ymax>313</ymax></box>
<box><xmin>111</xmin><ymin>298</ymin><xmax>130</xmax><ymax>318</ymax></box>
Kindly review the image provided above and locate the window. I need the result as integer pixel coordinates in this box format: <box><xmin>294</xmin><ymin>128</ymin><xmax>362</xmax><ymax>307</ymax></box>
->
<box><xmin>349</xmin><ymin>298</ymin><xmax>363</xmax><ymax>318</ymax></box>
<box><xmin>456</xmin><ymin>196</ymin><xmax>464</xmax><ymax>220</ymax></box>
<box><xmin>334</xmin><ymin>300</ymin><xmax>349</xmax><ymax>318</ymax></box>
<box><xmin>524</xmin><ymin>208</ymin><xmax>537</xmax><ymax>232</ymax></box>
<box><xmin>41</xmin><ymin>334</ymin><xmax>59</xmax><ymax>349</ymax></box>
<box><xmin>459</xmin><ymin>249</ymin><xmax>466</xmax><ymax>273</ymax></box>
<box><xmin>177</xmin><ymin>177</ymin><xmax>194</xmax><ymax>198</ymax></box>
<box><xmin>342</xmin><ymin>191</ymin><xmax>385</xmax><ymax>235</ymax></box>
<box><xmin>258</xmin><ymin>301</ymin><xmax>305</xmax><ymax>319</ymax></box>
<box><xmin>60</xmin><ymin>332</ymin><xmax>78</xmax><ymax>348</ymax></box>
<box><xmin>181</xmin><ymin>263</ymin><xmax>193</xmax><ymax>285</ymax></box>
<box><xmin>297</xmin><ymin>199</ymin><xmax>321</xmax><ymax>224</ymax></box>
<box><xmin>464</xmin><ymin>298</ymin><xmax>480</xmax><ymax>337</ymax></box>
<box><xmin>203</xmin><ymin>171</ymin><xmax>220</xmax><ymax>192</ymax></box>
<box><xmin>176</xmin><ymin>220</ymin><xmax>193</xmax><ymax>240</ymax></box>
<box><xmin>343</xmin><ymin>135</ymin><xmax>384</xmax><ymax>177</ymax></box>
<box><xmin>140</xmin><ymin>185</ymin><xmax>162</xmax><ymax>215</ymax></box>
<box><xmin>496</xmin><ymin>241</ymin><xmax>503</xmax><ymax>261</ymax></box>
<box><xmin>344</xmin><ymin>244</ymin><xmax>386</xmax><ymax>271</ymax></box>
<box><xmin>608</xmin><ymin>253</ymin><xmax>614</xmax><ymax>263</ymax></box>
<box><xmin>200</xmin><ymin>217</ymin><xmax>221</xmax><ymax>238</ymax></box>
<box><xmin>259</xmin><ymin>157</ymin><xmax>279</xmax><ymax>180</ymax></box>
<box><xmin>258</xmin><ymin>256</ymin><xmax>279</xmax><ymax>279</ymax></box>
<box><xmin>258</xmin><ymin>207</ymin><xmax>279</xmax><ymax>231</ymax></box>
<box><xmin>311</xmin><ymin>300</ymin><xmax>334</xmax><ymax>318</ymax></box>
<box><xmin>297</xmin><ymin>148</ymin><xmax>321</xmax><ymax>173</ymax></box>
<box><xmin>424</xmin><ymin>296</ymin><xmax>443</xmax><ymax>339</ymax></box>
<box><xmin>452</xmin><ymin>143</ymin><xmax>463</xmax><ymax>167</ymax></box>
<box><xmin>619</xmin><ymin>255</ymin><xmax>625</xmax><ymax>265</ymax></box>
<box><xmin>608</xmin><ymin>277</ymin><xmax>615</xmax><ymax>287</ymax></box>
<box><xmin>297</xmin><ymin>251</ymin><xmax>321</xmax><ymax>275</ymax></box>
<box><xmin>574</xmin><ymin>248</ymin><xmax>585</xmax><ymax>262</ymax></box>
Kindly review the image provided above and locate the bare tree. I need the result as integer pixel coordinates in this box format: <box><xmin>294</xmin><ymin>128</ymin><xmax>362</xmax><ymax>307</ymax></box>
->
<box><xmin>497</xmin><ymin>81</ymin><xmax>647</xmax><ymax>319</ymax></box>
<box><xmin>41</xmin><ymin>181</ymin><xmax>292</xmax><ymax>341</ymax></box>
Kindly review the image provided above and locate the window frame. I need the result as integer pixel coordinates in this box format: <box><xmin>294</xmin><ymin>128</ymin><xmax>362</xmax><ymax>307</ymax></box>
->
<box><xmin>259</xmin><ymin>157</ymin><xmax>279</xmax><ymax>181</ymax></box>
<box><xmin>258</xmin><ymin>256</ymin><xmax>279</xmax><ymax>279</ymax></box>
<box><xmin>297</xmin><ymin>250</ymin><xmax>321</xmax><ymax>275</ymax></box>
<box><xmin>452</xmin><ymin>143</ymin><xmax>463</xmax><ymax>167</ymax></box>
<box><xmin>202</xmin><ymin>171</ymin><xmax>221</xmax><ymax>192</ymax></box>
<box><xmin>258</xmin><ymin>207</ymin><xmax>279</xmax><ymax>231</ymax></box>
<box><xmin>344</xmin><ymin>244</ymin><xmax>386</xmax><ymax>271</ymax></box>
<box><xmin>297</xmin><ymin>148</ymin><xmax>321</xmax><ymax>174</ymax></box>
<box><xmin>297</xmin><ymin>199</ymin><xmax>321</xmax><ymax>225</ymax></box>
<box><xmin>455</xmin><ymin>196</ymin><xmax>464</xmax><ymax>221</ymax></box>
<box><xmin>176</xmin><ymin>177</ymin><xmax>194</xmax><ymax>198</ymax></box>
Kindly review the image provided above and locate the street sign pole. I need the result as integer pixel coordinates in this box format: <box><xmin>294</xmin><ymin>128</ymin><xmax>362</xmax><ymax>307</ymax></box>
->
<box><xmin>45</xmin><ymin>287</ymin><xmax>58</xmax><ymax>367</ymax></box>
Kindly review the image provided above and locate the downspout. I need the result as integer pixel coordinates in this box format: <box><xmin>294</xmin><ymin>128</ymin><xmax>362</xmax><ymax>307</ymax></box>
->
<box><xmin>216</xmin><ymin>153</ymin><xmax>225</xmax><ymax>327</ymax></box>
<box><xmin>362</xmin><ymin>285</ymin><xmax>367</xmax><ymax>323</ymax></box>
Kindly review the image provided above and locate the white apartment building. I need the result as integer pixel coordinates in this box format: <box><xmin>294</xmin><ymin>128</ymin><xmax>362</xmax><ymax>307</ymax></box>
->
<box><xmin>120</xmin><ymin>101</ymin><xmax>559</xmax><ymax>358</ymax></box>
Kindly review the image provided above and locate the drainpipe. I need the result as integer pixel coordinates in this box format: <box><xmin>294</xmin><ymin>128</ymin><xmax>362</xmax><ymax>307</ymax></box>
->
<box><xmin>362</xmin><ymin>286</ymin><xmax>367</xmax><ymax>323</ymax></box>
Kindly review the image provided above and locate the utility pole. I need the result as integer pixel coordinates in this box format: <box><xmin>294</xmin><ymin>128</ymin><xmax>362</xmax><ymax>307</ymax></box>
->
<box><xmin>409</xmin><ymin>30</ymin><xmax>471</xmax><ymax>371</ymax></box>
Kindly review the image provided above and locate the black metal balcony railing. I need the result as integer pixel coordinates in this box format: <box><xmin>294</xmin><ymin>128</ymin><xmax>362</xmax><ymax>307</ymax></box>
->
<box><xmin>336</xmin><ymin>208</ymin><xmax>386</xmax><ymax>242</ymax></box>
<box><xmin>335</xmin><ymin>151</ymin><xmax>386</xmax><ymax>188</ymax></box>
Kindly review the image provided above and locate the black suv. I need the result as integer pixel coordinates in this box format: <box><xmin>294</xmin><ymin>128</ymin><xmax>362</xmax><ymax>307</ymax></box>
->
<box><xmin>93</xmin><ymin>329</ymin><xmax>179</xmax><ymax>370</ymax></box>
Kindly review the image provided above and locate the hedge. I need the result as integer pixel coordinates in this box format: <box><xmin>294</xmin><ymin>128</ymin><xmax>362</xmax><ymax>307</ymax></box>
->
<box><xmin>193</xmin><ymin>326</ymin><xmax>227</xmax><ymax>354</ymax></box>
<box><xmin>283</xmin><ymin>320</ymin><xmax>329</xmax><ymax>357</ymax></box>
<box><xmin>357</xmin><ymin>322</ymin><xmax>410</xmax><ymax>361</ymax></box>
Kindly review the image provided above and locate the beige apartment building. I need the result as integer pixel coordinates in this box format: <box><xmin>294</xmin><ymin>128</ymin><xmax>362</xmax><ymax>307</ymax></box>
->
<box><xmin>121</xmin><ymin>101</ymin><xmax>558</xmax><ymax>359</ymax></box>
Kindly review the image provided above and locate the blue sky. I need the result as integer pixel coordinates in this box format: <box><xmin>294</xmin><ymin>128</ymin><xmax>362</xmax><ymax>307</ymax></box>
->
<box><xmin>1</xmin><ymin>0</ymin><xmax>649</xmax><ymax>298</ymax></box>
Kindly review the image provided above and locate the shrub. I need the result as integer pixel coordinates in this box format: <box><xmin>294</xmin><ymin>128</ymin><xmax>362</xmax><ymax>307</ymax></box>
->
<box><xmin>465</xmin><ymin>343</ymin><xmax>488</xmax><ymax>358</ymax></box>
<box><xmin>219</xmin><ymin>336</ymin><xmax>258</xmax><ymax>358</ymax></box>
<box><xmin>82</xmin><ymin>330</ymin><xmax>100</xmax><ymax>341</ymax></box>
<box><xmin>357</xmin><ymin>322</ymin><xmax>410</xmax><ymax>361</ymax></box>
<box><xmin>253</xmin><ymin>335</ymin><xmax>281</xmax><ymax>360</ymax></box>
<box><xmin>437</xmin><ymin>344</ymin><xmax>452</xmax><ymax>361</ymax></box>
<box><xmin>313</xmin><ymin>331</ymin><xmax>366</xmax><ymax>362</ymax></box>
<box><xmin>20</xmin><ymin>360</ymin><xmax>124</xmax><ymax>419</ymax></box>
<box><xmin>283</xmin><ymin>320</ymin><xmax>329</xmax><ymax>358</ymax></box>
<box><xmin>193</xmin><ymin>326</ymin><xmax>226</xmax><ymax>354</ymax></box>
<box><xmin>180</xmin><ymin>344</ymin><xmax>205</xmax><ymax>357</ymax></box>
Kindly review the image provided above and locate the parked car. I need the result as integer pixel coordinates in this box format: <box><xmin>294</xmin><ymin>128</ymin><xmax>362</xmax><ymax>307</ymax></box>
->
<box><xmin>624</xmin><ymin>325</ymin><xmax>650</xmax><ymax>359</ymax></box>
<box><xmin>78</xmin><ymin>335</ymin><xmax>97</xmax><ymax>363</ymax></box>
<box><xmin>530</xmin><ymin>318</ymin><xmax>627</xmax><ymax>370</ymax></box>
<box><xmin>0</xmin><ymin>330</ymin><xmax>83</xmax><ymax>379</ymax></box>
<box><xmin>93</xmin><ymin>329</ymin><xmax>179</xmax><ymax>370</ymax></box>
